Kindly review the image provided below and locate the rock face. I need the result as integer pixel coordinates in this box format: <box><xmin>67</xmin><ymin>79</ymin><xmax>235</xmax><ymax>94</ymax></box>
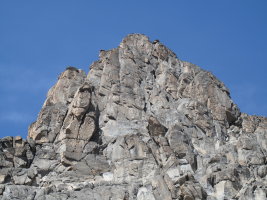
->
<box><xmin>1</xmin><ymin>34</ymin><xmax>267</xmax><ymax>200</ymax></box>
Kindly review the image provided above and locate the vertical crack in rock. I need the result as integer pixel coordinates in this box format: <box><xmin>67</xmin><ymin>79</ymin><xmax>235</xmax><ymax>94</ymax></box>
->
<box><xmin>0</xmin><ymin>34</ymin><xmax>267</xmax><ymax>200</ymax></box>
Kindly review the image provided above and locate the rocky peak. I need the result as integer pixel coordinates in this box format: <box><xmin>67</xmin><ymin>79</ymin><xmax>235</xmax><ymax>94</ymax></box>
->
<box><xmin>0</xmin><ymin>34</ymin><xmax>266</xmax><ymax>200</ymax></box>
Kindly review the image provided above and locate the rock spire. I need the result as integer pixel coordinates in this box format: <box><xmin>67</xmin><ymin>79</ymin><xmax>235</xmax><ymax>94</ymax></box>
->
<box><xmin>0</xmin><ymin>34</ymin><xmax>266</xmax><ymax>200</ymax></box>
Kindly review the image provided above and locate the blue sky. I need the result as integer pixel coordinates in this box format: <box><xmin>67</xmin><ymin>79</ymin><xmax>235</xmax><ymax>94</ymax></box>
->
<box><xmin>0</xmin><ymin>0</ymin><xmax>267</xmax><ymax>138</ymax></box>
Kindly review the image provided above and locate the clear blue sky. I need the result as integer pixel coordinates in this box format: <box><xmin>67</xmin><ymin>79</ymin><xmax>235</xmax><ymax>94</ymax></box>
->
<box><xmin>0</xmin><ymin>0</ymin><xmax>267</xmax><ymax>138</ymax></box>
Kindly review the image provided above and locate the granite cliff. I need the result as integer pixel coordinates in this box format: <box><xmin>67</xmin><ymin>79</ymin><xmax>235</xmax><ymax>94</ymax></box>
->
<box><xmin>0</xmin><ymin>34</ymin><xmax>266</xmax><ymax>200</ymax></box>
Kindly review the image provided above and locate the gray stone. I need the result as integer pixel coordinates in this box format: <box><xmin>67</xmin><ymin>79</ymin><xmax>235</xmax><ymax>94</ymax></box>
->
<box><xmin>0</xmin><ymin>34</ymin><xmax>266</xmax><ymax>199</ymax></box>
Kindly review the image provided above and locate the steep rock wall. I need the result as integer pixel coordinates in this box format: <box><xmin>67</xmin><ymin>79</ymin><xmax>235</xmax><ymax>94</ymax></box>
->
<box><xmin>0</xmin><ymin>34</ymin><xmax>266</xmax><ymax>200</ymax></box>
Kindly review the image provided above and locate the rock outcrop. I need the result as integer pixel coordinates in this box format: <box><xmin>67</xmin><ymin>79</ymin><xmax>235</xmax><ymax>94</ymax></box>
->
<box><xmin>1</xmin><ymin>34</ymin><xmax>266</xmax><ymax>200</ymax></box>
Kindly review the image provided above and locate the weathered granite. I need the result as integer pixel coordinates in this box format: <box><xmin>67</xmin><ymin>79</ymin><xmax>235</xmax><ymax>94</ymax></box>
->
<box><xmin>0</xmin><ymin>34</ymin><xmax>266</xmax><ymax>200</ymax></box>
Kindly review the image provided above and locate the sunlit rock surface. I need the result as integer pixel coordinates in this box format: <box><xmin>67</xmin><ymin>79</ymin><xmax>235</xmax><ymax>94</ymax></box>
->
<box><xmin>0</xmin><ymin>34</ymin><xmax>266</xmax><ymax>200</ymax></box>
